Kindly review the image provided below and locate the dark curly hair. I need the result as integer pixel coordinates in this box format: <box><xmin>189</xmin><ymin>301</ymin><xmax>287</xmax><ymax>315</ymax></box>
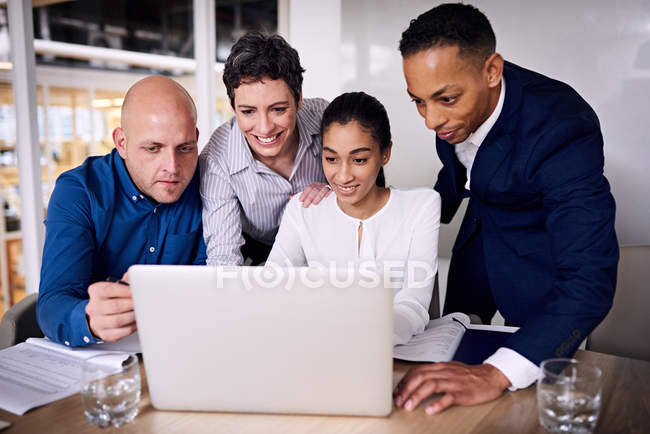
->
<box><xmin>399</xmin><ymin>3</ymin><xmax>495</xmax><ymax>65</ymax></box>
<box><xmin>321</xmin><ymin>92</ymin><xmax>391</xmax><ymax>188</ymax></box>
<box><xmin>223</xmin><ymin>32</ymin><xmax>305</xmax><ymax>108</ymax></box>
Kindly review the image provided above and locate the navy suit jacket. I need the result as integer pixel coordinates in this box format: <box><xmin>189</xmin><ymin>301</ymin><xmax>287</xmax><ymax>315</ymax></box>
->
<box><xmin>436</xmin><ymin>61</ymin><xmax>618</xmax><ymax>365</ymax></box>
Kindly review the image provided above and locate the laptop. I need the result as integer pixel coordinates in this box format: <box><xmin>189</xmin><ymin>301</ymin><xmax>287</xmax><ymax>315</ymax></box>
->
<box><xmin>128</xmin><ymin>265</ymin><xmax>394</xmax><ymax>416</ymax></box>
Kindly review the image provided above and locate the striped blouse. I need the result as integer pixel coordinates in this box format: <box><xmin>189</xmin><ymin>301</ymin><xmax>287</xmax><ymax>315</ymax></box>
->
<box><xmin>199</xmin><ymin>98</ymin><xmax>329</xmax><ymax>265</ymax></box>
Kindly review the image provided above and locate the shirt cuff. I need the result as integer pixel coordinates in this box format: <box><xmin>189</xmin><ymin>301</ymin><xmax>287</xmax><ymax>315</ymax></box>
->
<box><xmin>484</xmin><ymin>347</ymin><xmax>539</xmax><ymax>390</ymax></box>
<box><xmin>393</xmin><ymin>304</ymin><xmax>423</xmax><ymax>346</ymax></box>
<box><xmin>69</xmin><ymin>299</ymin><xmax>102</xmax><ymax>347</ymax></box>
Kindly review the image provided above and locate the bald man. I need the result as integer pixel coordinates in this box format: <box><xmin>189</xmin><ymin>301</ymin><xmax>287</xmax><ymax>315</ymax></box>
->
<box><xmin>37</xmin><ymin>76</ymin><xmax>206</xmax><ymax>347</ymax></box>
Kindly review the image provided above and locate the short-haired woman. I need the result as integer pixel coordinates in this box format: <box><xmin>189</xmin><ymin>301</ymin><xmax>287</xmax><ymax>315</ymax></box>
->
<box><xmin>200</xmin><ymin>32</ymin><xmax>331</xmax><ymax>265</ymax></box>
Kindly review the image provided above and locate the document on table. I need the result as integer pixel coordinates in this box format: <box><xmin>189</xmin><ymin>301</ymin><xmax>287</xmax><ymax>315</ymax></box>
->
<box><xmin>26</xmin><ymin>331</ymin><xmax>142</xmax><ymax>355</ymax></box>
<box><xmin>393</xmin><ymin>313</ymin><xmax>519</xmax><ymax>363</ymax></box>
<box><xmin>0</xmin><ymin>333</ymin><xmax>140</xmax><ymax>416</ymax></box>
<box><xmin>393</xmin><ymin>313</ymin><xmax>470</xmax><ymax>362</ymax></box>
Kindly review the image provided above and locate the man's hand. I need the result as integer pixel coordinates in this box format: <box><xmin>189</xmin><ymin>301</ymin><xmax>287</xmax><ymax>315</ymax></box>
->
<box><xmin>298</xmin><ymin>182</ymin><xmax>332</xmax><ymax>207</ymax></box>
<box><xmin>85</xmin><ymin>273</ymin><xmax>136</xmax><ymax>342</ymax></box>
<box><xmin>393</xmin><ymin>362</ymin><xmax>511</xmax><ymax>414</ymax></box>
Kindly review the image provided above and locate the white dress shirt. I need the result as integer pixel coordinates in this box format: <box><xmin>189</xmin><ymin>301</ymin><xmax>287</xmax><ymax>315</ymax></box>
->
<box><xmin>268</xmin><ymin>188</ymin><xmax>441</xmax><ymax>345</ymax></box>
<box><xmin>454</xmin><ymin>77</ymin><xmax>506</xmax><ymax>191</ymax></box>
<box><xmin>453</xmin><ymin>77</ymin><xmax>539</xmax><ymax>390</ymax></box>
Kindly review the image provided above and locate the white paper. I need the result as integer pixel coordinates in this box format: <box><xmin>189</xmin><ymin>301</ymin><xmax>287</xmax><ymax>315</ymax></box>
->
<box><xmin>26</xmin><ymin>331</ymin><xmax>141</xmax><ymax>355</ymax></box>
<box><xmin>0</xmin><ymin>334</ymin><xmax>138</xmax><ymax>416</ymax></box>
<box><xmin>393</xmin><ymin>313</ymin><xmax>470</xmax><ymax>362</ymax></box>
<box><xmin>0</xmin><ymin>343</ymin><xmax>83</xmax><ymax>415</ymax></box>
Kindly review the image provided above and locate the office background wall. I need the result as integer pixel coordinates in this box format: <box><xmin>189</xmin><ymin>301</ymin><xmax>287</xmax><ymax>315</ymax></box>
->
<box><xmin>292</xmin><ymin>0</ymin><xmax>650</xmax><ymax>255</ymax></box>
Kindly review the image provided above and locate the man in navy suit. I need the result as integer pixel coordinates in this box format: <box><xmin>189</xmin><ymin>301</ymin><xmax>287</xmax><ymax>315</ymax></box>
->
<box><xmin>393</xmin><ymin>3</ymin><xmax>618</xmax><ymax>414</ymax></box>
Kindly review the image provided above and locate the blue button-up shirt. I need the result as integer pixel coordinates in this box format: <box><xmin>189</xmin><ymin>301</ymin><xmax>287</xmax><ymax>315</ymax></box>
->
<box><xmin>37</xmin><ymin>149</ymin><xmax>206</xmax><ymax>347</ymax></box>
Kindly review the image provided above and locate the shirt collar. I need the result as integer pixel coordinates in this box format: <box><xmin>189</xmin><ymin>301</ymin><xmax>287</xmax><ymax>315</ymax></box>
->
<box><xmin>227</xmin><ymin>102</ymin><xmax>322</xmax><ymax>175</ymax></box>
<box><xmin>295</xmin><ymin>101</ymin><xmax>322</xmax><ymax>158</ymax></box>
<box><xmin>466</xmin><ymin>76</ymin><xmax>506</xmax><ymax>148</ymax></box>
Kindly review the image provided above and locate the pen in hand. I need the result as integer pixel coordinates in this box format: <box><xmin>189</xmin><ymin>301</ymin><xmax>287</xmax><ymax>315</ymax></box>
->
<box><xmin>106</xmin><ymin>276</ymin><xmax>130</xmax><ymax>286</ymax></box>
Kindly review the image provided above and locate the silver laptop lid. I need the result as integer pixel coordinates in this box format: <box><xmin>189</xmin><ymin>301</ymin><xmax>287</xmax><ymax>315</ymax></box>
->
<box><xmin>129</xmin><ymin>265</ymin><xmax>394</xmax><ymax>416</ymax></box>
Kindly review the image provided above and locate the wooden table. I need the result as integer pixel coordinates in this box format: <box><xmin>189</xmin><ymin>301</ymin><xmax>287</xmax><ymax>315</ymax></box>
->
<box><xmin>1</xmin><ymin>350</ymin><xmax>648</xmax><ymax>433</ymax></box>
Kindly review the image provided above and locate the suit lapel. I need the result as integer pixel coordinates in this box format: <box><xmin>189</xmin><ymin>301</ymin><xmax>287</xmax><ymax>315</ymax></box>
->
<box><xmin>450</xmin><ymin>62</ymin><xmax>525</xmax><ymax>253</ymax></box>
<box><xmin>469</xmin><ymin>126</ymin><xmax>514</xmax><ymax>200</ymax></box>
<box><xmin>469</xmin><ymin>61</ymin><xmax>523</xmax><ymax>201</ymax></box>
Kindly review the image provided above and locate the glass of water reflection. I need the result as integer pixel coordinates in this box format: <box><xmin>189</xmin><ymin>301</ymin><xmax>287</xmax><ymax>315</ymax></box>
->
<box><xmin>537</xmin><ymin>358</ymin><xmax>602</xmax><ymax>434</ymax></box>
<box><xmin>81</xmin><ymin>352</ymin><xmax>141</xmax><ymax>428</ymax></box>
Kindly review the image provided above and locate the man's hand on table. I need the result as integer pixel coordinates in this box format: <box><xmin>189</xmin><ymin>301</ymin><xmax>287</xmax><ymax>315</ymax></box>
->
<box><xmin>85</xmin><ymin>272</ymin><xmax>136</xmax><ymax>342</ymax></box>
<box><xmin>298</xmin><ymin>182</ymin><xmax>332</xmax><ymax>207</ymax></box>
<box><xmin>393</xmin><ymin>362</ymin><xmax>511</xmax><ymax>414</ymax></box>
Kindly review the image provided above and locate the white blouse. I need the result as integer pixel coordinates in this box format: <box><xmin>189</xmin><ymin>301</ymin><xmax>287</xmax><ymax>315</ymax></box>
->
<box><xmin>267</xmin><ymin>187</ymin><xmax>441</xmax><ymax>345</ymax></box>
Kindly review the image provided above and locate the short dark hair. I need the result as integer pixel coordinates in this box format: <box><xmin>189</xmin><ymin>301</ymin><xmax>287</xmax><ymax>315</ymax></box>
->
<box><xmin>399</xmin><ymin>3</ymin><xmax>496</xmax><ymax>64</ymax></box>
<box><xmin>223</xmin><ymin>32</ymin><xmax>305</xmax><ymax>108</ymax></box>
<box><xmin>321</xmin><ymin>92</ymin><xmax>391</xmax><ymax>188</ymax></box>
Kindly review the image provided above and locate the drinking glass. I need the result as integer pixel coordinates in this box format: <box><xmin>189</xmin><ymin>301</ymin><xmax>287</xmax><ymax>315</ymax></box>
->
<box><xmin>537</xmin><ymin>358</ymin><xmax>602</xmax><ymax>434</ymax></box>
<box><xmin>81</xmin><ymin>352</ymin><xmax>141</xmax><ymax>428</ymax></box>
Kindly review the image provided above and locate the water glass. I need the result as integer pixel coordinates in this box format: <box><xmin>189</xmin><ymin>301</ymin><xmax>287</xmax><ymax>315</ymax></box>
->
<box><xmin>81</xmin><ymin>352</ymin><xmax>141</xmax><ymax>428</ymax></box>
<box><xmin>537</xmin><ymin>358</ymin><xmax>602</xmax><ymax>434</ymax></box>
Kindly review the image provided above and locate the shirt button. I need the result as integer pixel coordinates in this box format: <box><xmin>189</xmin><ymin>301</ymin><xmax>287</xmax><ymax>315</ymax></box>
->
<box><xmin>64</xmin><ymin>341</ymin><xmax>70</xmax><ymax>346</ymax></box>
<box><xmin>83</xmin><ymin>336</ymin><xmax>90</xmax><ymax>343</ymax></box>
<box><xmin>149</xmin><ymin>246</ymin><xmax>155</xmax><ymax>253</ymax></box>
<box><xmin>132</xmin><ymin>195</ymin><xmax>137</xmax><ymax>201</ymax></box>
<box><xmin>153</xmin><ymin>208</ymin><xmax>157</xmax><ymax>214</ymax></box>
<box><xmin>139</xmin><ymin>194</ymin><xmax>144</xmax><ymax>199</ymax></box>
